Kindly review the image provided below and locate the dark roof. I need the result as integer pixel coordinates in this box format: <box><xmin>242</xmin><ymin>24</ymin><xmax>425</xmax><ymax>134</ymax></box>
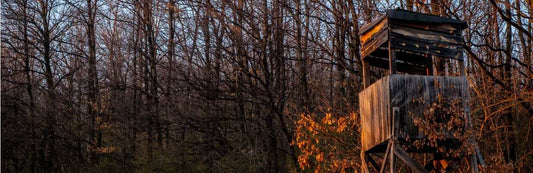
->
<box><xmin>359</xmin><ymin>9</ymin><xmax>468</xmax><ymax>35</ymax></box>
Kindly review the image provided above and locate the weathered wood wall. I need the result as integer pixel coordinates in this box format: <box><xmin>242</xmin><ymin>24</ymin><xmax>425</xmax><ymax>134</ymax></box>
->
<box><xmin>360</xmin><ymin>21</ymin><xmax>464</xmax><ymax>59</ymax></box>
<box><xmin>360</xmin><ymin>75</ymin><xmax>391</xmax><ymax>152</ymax></box>
<box><xmin>360</xmin><ymin>75</ymin><xmax>469</xmax><ymax>152</ymax></box>
<box><xmin>389</xmin><ymin>21</ymin><xmax>463</xmax><ymax>60</ymax></box>
<box><xmin>358</xmin><ymin>9</ymin><xmax>466</xmax><ymax>75</ymax></box>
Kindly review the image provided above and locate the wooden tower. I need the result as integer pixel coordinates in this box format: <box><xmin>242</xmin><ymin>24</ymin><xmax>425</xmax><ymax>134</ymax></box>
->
<box><xmin>358</xmin><ymin>9</ymin><xmax>485</xmax><ymax>173</ymax></box>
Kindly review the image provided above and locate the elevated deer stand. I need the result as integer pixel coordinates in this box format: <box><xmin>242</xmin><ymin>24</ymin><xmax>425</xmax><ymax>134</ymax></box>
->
<box><xmin>358</xmin><ymin>9</ymin><xmax>485</xmax><ymax>173</ymax></box>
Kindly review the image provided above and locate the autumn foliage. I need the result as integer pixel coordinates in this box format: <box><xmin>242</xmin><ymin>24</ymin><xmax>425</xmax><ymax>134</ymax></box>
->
<box><xmin>409</xmin><ymin>94</ymin><xmax>474</xmax><ymax>159</ymax></box>
<box><xmin>293</xmin><ymin>111</ymin><xmax>361</xmax><ymax>172</ymax></box>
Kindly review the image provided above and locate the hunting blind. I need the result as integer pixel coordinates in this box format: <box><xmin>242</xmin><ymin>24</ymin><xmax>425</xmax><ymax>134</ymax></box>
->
<box><xmin>358</xmin><ymin>9</ymin><xmax>484</xmax><ymax>173</ymax></box>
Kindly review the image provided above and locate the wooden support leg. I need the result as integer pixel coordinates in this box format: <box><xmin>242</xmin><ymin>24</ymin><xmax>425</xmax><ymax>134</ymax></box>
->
<box><xmin>392</xmin><ymin>144</ymin><xmax>428</xmax><ymax>173</ymax></box>
<box><xmin>361</xmin><ymin>152</ymin><xmax>370</xmax><ymax>173</ymax></box>
<box><xmin>389</xmin><ymin>140</ymin><xmax>396</xmax><ymax>173</ymax></box>
<box><xmin>379</xmin><ymin>141</ymin><xmax>392</xmax><ymax>173</ymax></box>
<box><xmin>458</xmin><ymin>59</ymin><xmax>465</xmax><ymax>76</ymax></box>
<box><xmin>458</xmin><ymin>52</ymin><xmax>465</xmax><ymax>76</ymax></box>
<box><xmin>363</xmin><ymin>59</ymin><xmax>370</xmax><ymax>88</ymax></box>
<box><xmin>361</xmin><ymin>152</ymin><xmax>369</xmax><ymax>173</ymax></box>
<box><xmin>366</xmin><ymin>153</ymin><xmax>381</xmax><ymax>172</ymax></box>
<box><xmin>388</xmin><ymin>44</ymin><xmax>397</xmax><ymax>74</ymax></box>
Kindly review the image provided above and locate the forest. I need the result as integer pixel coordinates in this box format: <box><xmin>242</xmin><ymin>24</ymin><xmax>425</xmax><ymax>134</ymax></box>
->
<box><xmin>1</xmin><ymin>0</ymin><xmax>532</xmax><ymax>172</ymax></box>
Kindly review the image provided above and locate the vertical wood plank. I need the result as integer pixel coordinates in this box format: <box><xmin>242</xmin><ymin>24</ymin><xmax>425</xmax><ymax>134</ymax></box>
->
<box><xmin>380</xmin><ymin>141</ymin><xmax>392</xmax><ymax>173</ymax></box>
<box><xmin>458</xmin><ymin>59</ymin><xmax>465</xmax><ymax>76</ymax></box>
<box><xmin>393</xmin><ymin>107</ymin><xmax>400</xmax><ymax>137</ymax></box>
<box><xmin>390</xmin><ymin>141</ymin><xmax>395</xmax><ymax>173</ymax></box>
<box><xmin>363</xmin><ymin>59</ymin><xmax>370</xmax><ymax>88</ymax></box>
<box><xmin>388</xmin><ymin>16</ymin><xmax>396</xmax><ymax>75</ymax></box>
<box><xmin>388</xmin><ymin>39</ymin><xmax>397</xmax><ymax>74</ymax></box>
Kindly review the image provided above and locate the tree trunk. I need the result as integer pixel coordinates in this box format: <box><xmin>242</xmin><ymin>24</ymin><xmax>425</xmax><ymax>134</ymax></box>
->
<box><xmin>86</xmin><ymin>0</ymin><xmax>102</xmax><ymax>164</ymax></box>
<box><xmin>503</xmin><ymin>1</ymin><xmax>518</xmax><ymax>170</ymax></box>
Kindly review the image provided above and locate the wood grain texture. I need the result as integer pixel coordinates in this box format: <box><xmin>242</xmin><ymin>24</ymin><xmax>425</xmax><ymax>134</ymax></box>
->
<box><xmin>360</xmin><ymin>75</ymin><xmax>391</xmax><ymax>151</ymax></box>
<box><xmin>360</xmin><ymin>75</ymin><xmax>469</xmax><ymax>152</ymax></box>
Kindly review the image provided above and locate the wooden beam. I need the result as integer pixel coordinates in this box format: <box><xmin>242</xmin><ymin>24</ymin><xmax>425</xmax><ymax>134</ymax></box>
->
<box><xmin>389</xmin><ymin>37</ymin><xmax>462</xmax><ymax>59</ymax></box>
<box><xmin>380</xmin><ymin>142</ymin><xmax>392</xmax><ymax>173</ymax></box>
<box><xmin>393</xmin><ymin>144</ymin><xmax>428</xmax><ymax>173</ymax></box>
<box><xmin>363</xmin><ymin>60</ymin><xmax>370</xmax><ymax>88</ymax></box>
<box><xmin>361</xmin><ymin>152</ymin><xmax>370</xmax><ymax>173</ymax></box>
<box><xmin>458</xmin><ymin>51</ymin><xmax>465</xmax><ymax>76</ymax></box>
<box><xmin>390</xmin><ymin>26</ymin><xmax>463</xmax><ymax>45</ymax></box>
<box><xmin>365</xmin><ymin>153</ymin><xmax>381</xmax><ymax>172</ymax></box>
<box><xmin>388</xmin><ymin>21</ymin><xmax>462</xmax><ymax>34</ymax></box>
<box><xmin>366</xmin><ymin>55</ymin><xmax>431</xmax><ymax>74</ymax></box>
<box><xmin>388</xmin><ymin>43</ymin><xmax>397</xmax><ymax>74</ymax></box>
<box><xmin>390</xmin><ymin>142</ymin><xmax>395</xmax><ymax>173</ymax></box>
<box><xmin>389</xmin><ymin>109</ymin><xmax>398</xmax><ymax>173</ymax></box>
<box><xmin>392</xmin><ymin>107</ymin><xmax>400</xmax><ymax>137</ymax></box>
<box><xmin>388</xmin><ymin>17</ymin><xmax>396</xmax><ymax>75</ymax></box>
<box><xmin>458</xmin><ymin>59</ymin><xmax>465</xmax><ymax>76</ymax></box>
